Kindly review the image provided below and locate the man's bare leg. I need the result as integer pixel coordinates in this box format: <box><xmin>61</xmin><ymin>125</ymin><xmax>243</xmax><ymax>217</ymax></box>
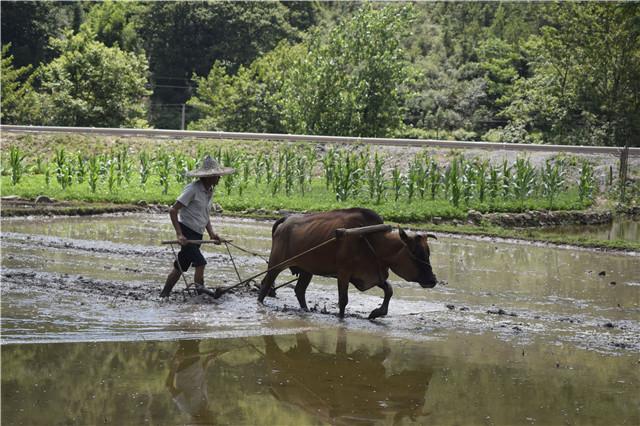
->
<box><xmin>160</xmin><ymin>267</ymin><xmax>182</xmax><ymax>297</ymax></box>
<box><xmin>194</xmin><ymin>266</ymin><xmax>216</xmax><ymax>297</ymax></box>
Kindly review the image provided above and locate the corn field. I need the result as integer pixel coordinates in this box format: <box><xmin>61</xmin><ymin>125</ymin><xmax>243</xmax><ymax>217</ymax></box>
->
<box><xmin>2</xmin><ymin>144</ymin><xmax>617</xmax><ymax>209</ymax></box>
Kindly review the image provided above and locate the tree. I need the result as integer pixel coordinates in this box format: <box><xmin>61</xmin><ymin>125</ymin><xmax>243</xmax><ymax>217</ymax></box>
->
<box><xmin>137</xmin><ymin>1</ymin><xmax>305</xmax><ymax>129</ymax></box>
<box><xmin>0</xmin><ymin>1</ymin><xmax>78</xmax><ymax>67</ymax></box>
<box><xmin>284</xmin><ymin>3</ymin><xmax>413</xmax><ymax>137</ymax></box>
<box><xmin>37</xmin><ymin>31</ymin><xmax>150</xmax><ymax>127</ymax></box>
<box><xmin>1</xmin><ymin>44</ymin><xmax>40</xmax><ymax>124</ymax></box>
<box><xmin>188</xmin><ymin>42</ymin><xmax>302</xmax><ymax>133</ymax></box>
<box><xmin>80</xmin><ymin>0</ymin><xmax>147</xmax><ymax>53</ymax></box>
<box><xmin>504</xmin><ymin>3</ymin><xmax>640</xmax><ymax>146</ymax></box>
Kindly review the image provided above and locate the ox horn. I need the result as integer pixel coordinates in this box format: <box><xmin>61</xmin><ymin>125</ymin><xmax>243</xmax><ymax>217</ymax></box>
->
<box><xmin>426</xmin><ymin>233</ymin><xmax>438</xmax><ymax>240</ymax></box>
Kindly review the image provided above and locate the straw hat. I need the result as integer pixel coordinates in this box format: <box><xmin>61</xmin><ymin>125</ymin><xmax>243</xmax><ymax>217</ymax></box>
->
<box><xmin>186</xmin><ymin>155</ymin><xmax>235</xmax><ymax>177</ymax></box>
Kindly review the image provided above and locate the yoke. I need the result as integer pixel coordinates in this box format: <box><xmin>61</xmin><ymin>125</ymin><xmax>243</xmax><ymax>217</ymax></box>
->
<box><xmin>334</xmin><ymin>224</ymin><xmax>392</xmax><ymax>239</ymax></box>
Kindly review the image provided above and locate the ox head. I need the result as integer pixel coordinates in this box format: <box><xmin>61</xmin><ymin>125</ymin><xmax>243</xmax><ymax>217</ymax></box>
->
<box><xmin>395</xmin><ymin>227</ymin><xmax>438</xmax><ymax>288</ymax></box>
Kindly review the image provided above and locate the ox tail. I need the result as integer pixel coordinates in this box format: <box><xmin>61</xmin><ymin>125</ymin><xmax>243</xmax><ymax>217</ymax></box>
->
<box><xmin>271</xmin><ymin>216</ymin><xmax>286</xmax><ymax>236</ymax></box>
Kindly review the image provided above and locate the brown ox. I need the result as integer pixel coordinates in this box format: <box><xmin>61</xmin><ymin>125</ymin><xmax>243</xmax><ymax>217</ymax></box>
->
<box><xmin>257</xmin><ymin>208</ymin><xmax>438</xmax><ymax>319</ymax></box>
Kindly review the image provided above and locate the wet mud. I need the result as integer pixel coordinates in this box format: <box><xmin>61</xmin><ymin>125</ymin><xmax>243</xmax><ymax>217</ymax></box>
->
<box><xmin>2</xmin><ymin>214</ymin><xmax>638</xmax><ymax>354</ymax></box>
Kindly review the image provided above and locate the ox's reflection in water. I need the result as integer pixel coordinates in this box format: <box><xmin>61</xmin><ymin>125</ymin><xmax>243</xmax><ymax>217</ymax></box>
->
<box><xmin>262</xmin><ymin>329</ymin><xmax>433</xmax><ymax>425</ymax></box>
<box><xmin>163</xmin><ymin>332</ymin><xmax>434</xmax><ymax>425</ymax></box>
<box><xmin>165</xmin><ymin>339</ymin><xmax>223</xmax><ymax>425</ymax></box>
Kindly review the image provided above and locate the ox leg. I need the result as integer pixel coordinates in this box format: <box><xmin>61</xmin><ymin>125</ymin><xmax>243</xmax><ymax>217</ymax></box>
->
<box><xmin>294</xmin><ymin>272</ymin><xmax>313</xmax><ymax>311</ymax></box>
<box><xmin>258</xmin><ymin>269</ymin><xmax>282</xmax><ymax>304</ymax></box>
<box><xmin>337</xmin><ymin>271</ymin><xmax>350</xmax><ymax>319</ymax></box>
<box><xmin>368</xmin><ymin>280</ymin><xmax>393</xmax><ymax>320</ymax></box>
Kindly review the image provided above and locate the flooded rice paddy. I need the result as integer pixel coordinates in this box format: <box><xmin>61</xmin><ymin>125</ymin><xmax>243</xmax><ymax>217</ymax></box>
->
<box><xmin>537</xmin><ymin>216</ymin><xmax>640</xmax><ymax>242</ymax></box>
<box><xmin>1</xmin><ymin>213</ymin><xmax>639</xmax><ymax>425</ymax></box>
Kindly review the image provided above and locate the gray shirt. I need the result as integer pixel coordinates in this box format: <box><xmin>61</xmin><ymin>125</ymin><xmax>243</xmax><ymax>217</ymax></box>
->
<box><xmin>176</xmin><ymin>180</ymin><xmax>213</xmax><ymax>234</ymax></box>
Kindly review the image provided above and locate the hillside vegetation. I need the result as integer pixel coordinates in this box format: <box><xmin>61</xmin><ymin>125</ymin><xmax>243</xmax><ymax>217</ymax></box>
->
<box><xmin>2</xmin><ymin>2</ymin><xmax>639</xmax><ymax>147</ymax></box>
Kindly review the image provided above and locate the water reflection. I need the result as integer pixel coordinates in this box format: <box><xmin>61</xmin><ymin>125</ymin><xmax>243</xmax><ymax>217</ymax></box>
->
<box><xmin>537</xmin><ymin>217</ymin><xmax>640</xmax><ymax>241</ymax></box>
<box><xmin>2</xmin><ymin>331</ymin><xmax>639</xmax><ymax>425</ymax></box>
<box><xmin>261</xmin><ymin>329</ymin><xmax>433</xmax><ymax>425</ymax></box>
<box><xmin>166</xmin><ymin>339</ymin><xmax>220</xmax><ymax>425</ymax></box>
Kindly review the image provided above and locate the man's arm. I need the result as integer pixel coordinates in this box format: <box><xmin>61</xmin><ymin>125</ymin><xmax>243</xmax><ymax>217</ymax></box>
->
<box><xmin>169</xmin><ymin>202</ymin><xmax>187</xmax><ymax>246</ymax></box>
<box><xmin>205</xmin><ymin>220</ymin><xmax>220</xmax><ymax>244</ymax></box>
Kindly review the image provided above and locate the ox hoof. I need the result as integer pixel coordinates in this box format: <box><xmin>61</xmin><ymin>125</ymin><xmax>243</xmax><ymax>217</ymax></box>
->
<box><xmin>368</xmin><ymin>309</ymin><xmax>387</xmax><ymax>320</ymax></box>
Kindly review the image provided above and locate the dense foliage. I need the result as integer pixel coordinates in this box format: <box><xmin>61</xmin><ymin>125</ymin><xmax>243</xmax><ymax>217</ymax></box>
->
<box><xmin>1</xmin><ymin>1</ymin><xmax>638</xmax><ymax>147</ymax></box>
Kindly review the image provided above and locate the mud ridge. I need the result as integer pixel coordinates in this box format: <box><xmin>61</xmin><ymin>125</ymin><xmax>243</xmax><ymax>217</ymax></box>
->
<box><xmin>0</xmin><ymin>268</ymin><xmax>256</xmax><ymax>304</ymax></box>
<box><xmin>0</xmin><ymin>232</ymin><xmax>265</xmax><ymax>267</ymax></box>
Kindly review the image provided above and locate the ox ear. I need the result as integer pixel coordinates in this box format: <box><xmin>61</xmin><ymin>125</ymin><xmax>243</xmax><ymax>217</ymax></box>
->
<box><xmin>399</xmin><ymin>227</ymin><xmax>410</xmax><ymax>245</ymax></box>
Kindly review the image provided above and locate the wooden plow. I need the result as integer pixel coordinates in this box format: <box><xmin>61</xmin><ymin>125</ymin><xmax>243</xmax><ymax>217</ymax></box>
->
<box><xmin>161</xmin><ymin>223</ymin><xmax>392</xmax><ymax>300</ymax></box>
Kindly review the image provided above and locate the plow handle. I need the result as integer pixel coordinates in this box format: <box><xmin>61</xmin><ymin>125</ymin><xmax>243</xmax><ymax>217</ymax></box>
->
<box><xmin>161</xmin><ymin>239</ymin><xmax>232</xmax><ymax>245</ymax></box>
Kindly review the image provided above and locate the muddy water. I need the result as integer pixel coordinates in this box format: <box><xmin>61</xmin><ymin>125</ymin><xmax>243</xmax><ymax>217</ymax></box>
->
<box><xmin>2</xmin><ymin>214</ymin><xmax>639</xmax><ymax>425</ymax></box>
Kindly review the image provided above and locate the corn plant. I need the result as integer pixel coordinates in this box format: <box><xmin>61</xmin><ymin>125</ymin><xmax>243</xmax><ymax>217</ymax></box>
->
<box><xmin>333</xmin><ymin>150</ymin><xmax>362</xmax><ymax>202</ymax></box>
<box><xmin>428</xmin><ymin>160</ymin><xmax>441</xmax><ymax>201</ymax></box>
<box><xmin>34</xmin><ymin>156</ymin><xmax>46</xmax><ymax>174</ymax></box>
<box><xmin>174</xmin><ymin>152</ymin><xmax>187</xmax><ymax>183</ymax></box>
<box><xmin>417</xmin><ymin>154</ymin><xmax>431</xmax><ymax>199</ymax></box>
<box><xmin>254</xmin><ymin>153</ymin><xmax>265</xmax><ymax>186</ymax></box>
<box><xmin>304</xmin><ymin>148</ymin><xmax>317</xmax><ymax>189</ymax></box>
<box><xmin>391</xmin><ymin>165</ymin><xmax>403</xmax><ymax>202</ymax></box>
<box><xmin>578</xmin><ymin>161</ymin><xmax>595</xmax><ymax>204</ymax></box>
<box><xmin>156</xmin><ymin>153</ymin><xmax>171</xmax><ymax>195</ymax></box>
<box><xmin>98</xmin><ymin>153</ymin><xmax>109</xmax><ymax>177</ymax></box>
<box><xmin>282</xmin><ymin>147</ymin><xmax>296</xmax><ymax>196</ymax></box>
<box><xmin>116</xmin><ymin>148</ymin><xmax>132</xmax><ymax>185</ymax></box>
<box><xmin>443</xmin><ymin>163</ymin><xmax>451</xmax><ymax>200</ymax></box>
<box><xmin>241</xmin><ymin>155</ymin><xmax>251</xmax><ymax>185</ymax></box>
<box><xmin>75</xmin><ymin>152</ymin><xmax>87</xmax><ymax>184</ymax></box>
<box><xmin>44</xmin><ymin>162</ymin><xmax>51</xmax><ymax>187</ymax></box>
<box><xmin>513</xmin><ymin>157</ymin><xmax>536</xmax><ymax>207</ymax></box>
<box><xmin>475</xmin><ymin>160</ymin><xmax>488</xmax><ymax>204</ymax></box>
<box><xmin>541</xmin><ymin>159</ymin><xmax>566</xmax><ymax>209</ymax></box>
<box><xmin>139</xmin><ymin>151</ymin><xmax>151</xmax><ymax>186</ymax></box>
<box><xmin>321</xmin><ymin>147</ymin><xmax>337</xmax><ymax>189</ymax></box>
<box><xmin>270</xmin><ymin>156</ymin><xmax>282</xmax><ymax>196</ymax></box>
<box><xmin>264</xmin><ymin>154</ymin><xmax>274</xmax><ymax>186</ymax></box>
<box><xmin>8</xmin><ymin>146</ymin><xmax>25</xmax><ymax>185</ymax></box>
<box><xmin>296</xmin><ymin>155</ymin><xmax>309</xmax><ymax>196</ymax></box>
<box><xmin>449</xmin><ymin>158</ymin><xmax>461</xmax><ymax>207</ymax></box>
<box><xmin>88</xmin><ymin>156</ymin><xmax>100</xmax><ymax>193</ymax></box>
<box><xmin>366</xmin><ymin>151</ymin><xmax>386</xmax><ymax>204</ymax></box>
<box><xmin>461</xmin><ymin>159</ymin><xmax>475</xmax><ymax>205</ymax></box>
<box><xmin>107</xmin><ymin>160</ymin><xmax>117</xmax><ymax>193</ymax></box>
<box><xmin>54</xmin><ymin>148</ymin><xmax>68</xmax><ymax>189</ymax></box>
<box><xmin>407</xmin><ymin>156</ymin><xmax>423</xmax><ymax>202</ymax></box>
<box><xmin>222</xmin><ymin>150</ymin><xmax>238</xmax><ymax>196</ymax></box>
<box><xmin>487</xmin><ymin>164</ymin><xmax>500</xmax><ymax>202</ymax></box>
<box><xmin>501</xmin><ymin>159</ymin><xmax>512</xmax><ymax>198</ymax></box>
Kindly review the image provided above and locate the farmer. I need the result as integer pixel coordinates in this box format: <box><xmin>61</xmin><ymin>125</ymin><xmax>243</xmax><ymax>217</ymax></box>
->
<box><xmin>160</xmin><ymin>155</ymin><xmax>234</xmax><ymax>298</ymax></box>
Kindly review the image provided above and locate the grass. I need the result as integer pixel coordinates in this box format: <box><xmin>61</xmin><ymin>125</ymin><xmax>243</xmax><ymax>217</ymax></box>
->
<box><xmin>0</xmin><ymin>173</ymin><xmax>590</xmax><ymax>222</ymax></box>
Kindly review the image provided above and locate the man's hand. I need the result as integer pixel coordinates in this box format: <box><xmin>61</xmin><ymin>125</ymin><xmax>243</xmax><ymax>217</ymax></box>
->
<box><xmin>210</xmin><ymin>232</ymin><xmax>221</xmax><ymax>245</ymax></box>
<box><xmin>177</xmin><ymin>234</ymin><xmax>188</xmax><ymax>246</ymax></box>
